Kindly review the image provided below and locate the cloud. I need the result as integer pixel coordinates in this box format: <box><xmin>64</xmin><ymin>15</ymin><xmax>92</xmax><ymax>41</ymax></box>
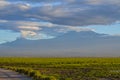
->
<box><xmin>0</xmin><ymin>1</ymin><xmax>10</xmax><ymax>8</ymax></box>
<box><xmin>18</xmin><ymin>26</ymin><xmax>41</xmax><ymax>31</ymax></box>
<box><xmin>85</xmin><ymin>0</ymin><xmax>120</xmax><ymax>5</ymax></box>
<box><xmin>21</xmin><ymin>30</ymin><xmax>37</xmax><ymax>37</ymax></box>
<box><xmin>55</xmin><ymin>26</ymin><xmax>94</xmax><ymax>33</ymax></box>
<box><xmin>0</xmin><ymin>19</ymin><xmax>92</xmax><ymax>32</ymax></box>
<box><xmin>20</xmin><ymin>30</ymin><xmax>54</xmax><ymax>40</ymax></box>
<box><xmin>0</xmin><ymin>20</ymin><xmax>39</xmax><ymax>31</ymax></box>
<box><xmin>0</xmin><ymin>19</ymin><xmax>94</xmax><ymax>40</ymax></box>
<box><xmin>0</xmin><ymin>0</ymin><xmax>120</xmax><ymax>40</ymax></box>
<box><xmin>20</xmin><ymin>30</ymin><xmax>38</xmax><ymax>39</ymax></box>
<box><xmin>0</xmin><ymin>0</ymin><xmax>119</xmax><ymax>26</ymax></box>
<box><xmin>64</xmin><ymin>26</ymin><xmax>94</xmax><ymax>32</ymax></box>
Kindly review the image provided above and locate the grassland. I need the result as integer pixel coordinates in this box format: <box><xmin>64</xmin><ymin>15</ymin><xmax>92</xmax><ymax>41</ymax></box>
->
<box><xmin>0</xmin><ymin>57</ymin><xmax>120</xmax><ymax>80</ymax></box>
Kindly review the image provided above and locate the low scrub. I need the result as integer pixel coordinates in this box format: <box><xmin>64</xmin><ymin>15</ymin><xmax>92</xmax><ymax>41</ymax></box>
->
<box><xmin>2</xmin><ymin>66</ymin><xmax>56</xmax><ymax>80</ymax></box>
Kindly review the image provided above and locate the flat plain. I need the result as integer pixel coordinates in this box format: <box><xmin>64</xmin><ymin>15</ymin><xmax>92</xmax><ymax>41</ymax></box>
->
<box><xmin>0</xmin><ymin>57</ymin><xmax>120</xmax><ymax>80</ymax></box>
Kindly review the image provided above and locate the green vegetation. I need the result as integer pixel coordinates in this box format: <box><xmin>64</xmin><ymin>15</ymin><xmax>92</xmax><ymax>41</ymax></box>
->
<box><xmin>0</xmin><ymin>57</ymin><xmax>120</xmax><ymax>80</ymax></box>
<box><xmin>2</xmin><ymin>67</ymin><xmax>56</xmax><ymax>80</ymax></box>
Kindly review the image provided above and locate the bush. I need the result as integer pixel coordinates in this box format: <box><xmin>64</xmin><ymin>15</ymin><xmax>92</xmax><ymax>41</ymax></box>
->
<box><xmin>2</xmin><ymin>66</ymin><xmax>57</xmax><ymax>80</ymax></box>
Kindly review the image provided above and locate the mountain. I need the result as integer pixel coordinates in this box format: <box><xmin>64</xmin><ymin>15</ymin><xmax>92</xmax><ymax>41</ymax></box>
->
<box><xmin>0</xmin><ymin>31</ymin><xmax>120</xmax><ymax>57</ymax></box>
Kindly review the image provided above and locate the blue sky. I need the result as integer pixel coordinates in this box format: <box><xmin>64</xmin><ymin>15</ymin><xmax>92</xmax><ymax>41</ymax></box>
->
<box><xmin>88</xmin><ymin>23</ymin><xmax>120</xmax><ymax>35</ymax></box>
<box><xmin>0</xmin><ymin>0</ymin><xmax>120</xmax><ymax>44</ymax></box>
<box><xmin>0</xmin><ymin>30</ymin><xmax>20</xmax><ymax>44</ymax></box>
<box><xmin>1</xmin><ymin>23</ymin><xmax>120</xmax><ymax>44</ymax></box>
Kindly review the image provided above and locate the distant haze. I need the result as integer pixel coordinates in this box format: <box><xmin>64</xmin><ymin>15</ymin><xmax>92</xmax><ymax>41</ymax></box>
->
<box><xmin>0</xmin><ymin>31</ymin><xmax>120</xmax><ymax>57</ymax></box>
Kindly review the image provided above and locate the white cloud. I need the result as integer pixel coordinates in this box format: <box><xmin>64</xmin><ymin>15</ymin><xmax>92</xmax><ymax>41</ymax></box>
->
<box><xmin>17</xmin><ymin>3</ymin><xmax>30</xmax><ymax>11</ymax></box>
<box><xmin>0</xmin><ymin>19</ymin><xmax>94</xmax><ymax>40</ymax></box>
<box><xmin>0</xmin><ymin>1</ymin><xmax>10</xmax><ymax>8</ymax></box>
<box><xmin>0</xmin><ymin>0</ymin><xmax>120</xmax><ymax>26</ymax></box>
<box><xmin>20</xmin><ymin>30</ymin><xmax>37</xmax><ymax>38</ymax></box>
<box><xmin>0</xmin><ymin>19</ymin><xmax>7</xmax><ymax>22</ymax></box>
<box><xmin>85</xmin><ymin>0</ymin><xmax>115</xmax><ymax>5</ymax></box>
<box><xmin>20</xmin><ymin>30</ymin><xmax>54</xmax><ymax>40</ymax></box>
<box><xmin>55</xmin><ymin>26</ymin><xmax>94</xmax><ymax>33</ymax></box>
<box><xmin>65</xmin><ymin>26</ymin><xmax>94</xmax><ymax>32</ymax></box>
<box><xmin>18</xmin><ymin>26</ymin><xmax>41</xmax><ymax>31</ymax></box>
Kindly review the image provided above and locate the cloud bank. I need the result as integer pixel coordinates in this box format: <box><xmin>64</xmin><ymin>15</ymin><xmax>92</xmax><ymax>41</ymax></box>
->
<box><xmin>0</xmin><ymin>0</ymin><xmax>120</xmax><ymax>40</ymax></box>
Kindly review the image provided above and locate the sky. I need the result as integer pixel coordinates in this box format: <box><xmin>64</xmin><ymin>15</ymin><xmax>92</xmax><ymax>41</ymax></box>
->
<box><xmin>0</xmin><ymin>0</ymin><xmax>120</xmax><ymax>44</ymax></box>
<box><xmin>0</xmin><ymin>0</ymin><xmax>120</xmax><ymax>57</ymax></box>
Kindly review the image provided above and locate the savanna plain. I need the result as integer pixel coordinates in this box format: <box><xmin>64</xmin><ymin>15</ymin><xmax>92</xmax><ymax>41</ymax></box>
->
<box><xmin>0</xmin><ymin>57</ymin><xmax>120</xmax><ymax>80</ymax></box>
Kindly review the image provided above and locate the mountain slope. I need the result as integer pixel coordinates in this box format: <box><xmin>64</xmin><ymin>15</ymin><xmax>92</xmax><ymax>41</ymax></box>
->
<box><xmin>0</xmin><ymin>31</ymin><xmax>120</xmax><ymax>57</ymax></box>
